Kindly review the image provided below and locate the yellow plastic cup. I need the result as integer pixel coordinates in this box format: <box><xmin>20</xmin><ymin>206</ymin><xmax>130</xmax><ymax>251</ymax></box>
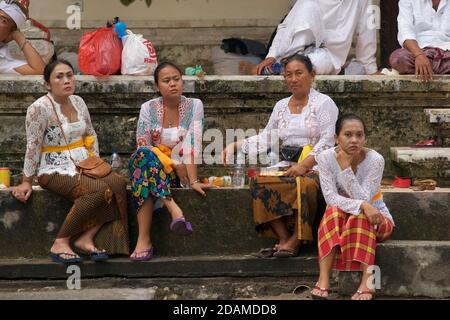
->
<box><xmin>0</xmin><ymin>168</ymin><xmax>11</xmax><ymax>188</ymax></box>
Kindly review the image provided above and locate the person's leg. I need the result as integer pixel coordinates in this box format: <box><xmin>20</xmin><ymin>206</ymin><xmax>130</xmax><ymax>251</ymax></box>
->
<box><xmin>307</xmin><ymin>48</ymin><xmax>338</xmax><ymax>75</ymax></box>
<box><xmin>50</xmin><ymin>237</ymin><xmax>79</xmax><ymax>259</ymax></box>
<box><xmin>131</xmin><ymin>199</ymin><xmax>154</xmax><ymax>259</ymax></box>
<box><xmin>163</xmin><ymin>198</ymin><xmax>184</xmax><ymax>220</ymax></box>
<box><xmin>311</xmin><ymin>246</ymin><xmax>337</xmax><ymax>298</ymax></box>
<box><xmin>351</xmin><ymin>263</ymin><xmax>375</xmax><ymax>300</ymax></box>
<box><xmin>269</xmin><ymin>217</ymin><xmax>291</xmax><ymax>248</ymax></box>
<box><xmin>73</xmin><ymin>225</ymin><xmax>103</xmax><ymax>253</ymax></box>
<box><xmin>389</xmin><ymin>48</ymin><xmax>416</xmax><ymax>74</ymax></box>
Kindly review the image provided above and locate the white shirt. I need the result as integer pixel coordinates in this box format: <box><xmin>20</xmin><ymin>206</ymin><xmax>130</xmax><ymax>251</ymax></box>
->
<box><xmin>0</xmin><ymin>43</ymin><xmax>27</xmax><ymax>74</ymax></box>
<box><xmin>23</xmin><ymin>94</ymin><xmax>99</xmax><ymax>177</ymax></box>
<box><xmin>241</xmin><ymin>88</ymin><xmax>338</xmax><ymax>165</ymax></box>
<box><xmin>316</xmin><ymin>147</ymin><xmax>394</xmax><ymax>224</ymax></box>
<box><xmin>267</xmin><ymin>0</ymin><xmax>378</xmax><ymax>74</ymax></box>
<box><xmin>397</xmin><ymin>0</ymin><xmax>450</xmax><ymax>49</ymax></box>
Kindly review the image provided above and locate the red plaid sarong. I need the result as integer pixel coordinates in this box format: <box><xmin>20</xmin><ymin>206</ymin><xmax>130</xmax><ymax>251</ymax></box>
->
<box><xmin>318</xmin><ymin>206</ymin><xmax>393</xmax><ymax>271</ymax></box>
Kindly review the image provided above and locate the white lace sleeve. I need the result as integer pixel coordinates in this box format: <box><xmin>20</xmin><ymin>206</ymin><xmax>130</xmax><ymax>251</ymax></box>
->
<box><xmin>337</xmin><ymin>152</ymin><xmax>384</xmax><ymax>202</ymax></box>
<box><xmin>23</xmin><ymin>101</ymin><xmax>49</xmax><ymax>178</ymax></box>
<box><xmin>77</xmin><ymin>96</ymin><xmax>99</xmax><ymax>157</ymax></box>
<box><xmin>309</xmin><ymin>97</ymin><xmax>338</xmax><ymax>157</ymax></box>
<box><xmin>136</xmin><ymin>102</ymin><xmax>153</xmax><ymax>148</ymax></box>
<box><xmin>181</xmin><ymin>99</ymin><xmax>204</xmax><ymax>161</ymax></box>
<box><xmin>241</xmin><ymin>102</ymin><xmax>281</xmax><ymax>155</ymax></box>
<box><xmin>317</xmin><ymin>152</ymin><xmax>363</xmax><ymax>215</ymax></box>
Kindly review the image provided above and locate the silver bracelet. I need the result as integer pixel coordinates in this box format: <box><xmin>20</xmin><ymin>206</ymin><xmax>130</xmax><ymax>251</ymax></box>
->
<box><xmin>190</xmin><ymin>179</ymin><xmax>200</xmax><ymax>186</ymax></box>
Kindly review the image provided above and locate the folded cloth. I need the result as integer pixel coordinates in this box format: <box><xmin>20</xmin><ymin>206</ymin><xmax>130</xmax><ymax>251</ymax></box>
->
<box><xmin>0</xmin><ymin>0</ymin><xmax>27</xmax><ymax>28</ymax></box>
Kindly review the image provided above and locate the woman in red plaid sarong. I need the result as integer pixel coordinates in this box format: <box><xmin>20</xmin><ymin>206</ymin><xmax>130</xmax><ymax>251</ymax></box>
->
<box><xmin>311</xmin><ymin>114</ymin><xmax>395</xmax><ymax>300</ymax></box>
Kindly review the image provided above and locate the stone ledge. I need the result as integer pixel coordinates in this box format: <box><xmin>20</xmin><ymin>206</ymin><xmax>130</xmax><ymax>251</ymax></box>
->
<box><xmin>1</xmin><ymin>188</ymin><xmax>449</xmax><ymax>259</ymax></box>
<box><xmin>0</xmin><ymin>75</ymin><xmax>449</xmax><ymax>96</ymax></box>
<box><xmin>391</xmin><ymin>147</ymin><xmax>450</xmax><ymax>162</ymax></box>
<box><xmin>338</xmin><ymin>240</ymin><xmax>450</xmax><ymax>299</ymax></box>
<box><xmin>0</xmin><ymin>255</ymin><xmax>318</xmax><ymax>280</ymax></box>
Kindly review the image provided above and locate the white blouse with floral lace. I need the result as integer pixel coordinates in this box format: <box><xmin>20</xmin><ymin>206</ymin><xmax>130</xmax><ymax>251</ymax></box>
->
<box><xmin>23</xmin><ymin>94</ymin><xmax>99</xmax><ymax>178</ymax></box>
<box><xmin>316</xmin><ymin>147</ymin><xmax>394</xmax><ymax>224</ymax></box>
<box><xmin>241</xmin><ymin>88</ymin><xmax>339</xmax><ymax>162</ymax></box>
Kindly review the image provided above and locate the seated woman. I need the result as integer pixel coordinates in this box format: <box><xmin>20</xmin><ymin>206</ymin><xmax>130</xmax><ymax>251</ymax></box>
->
<box><xmin>223</xmin><ymin>54</ymin><xmax>339</xmax><ymax>257</ymax></box>
<box><xmin>312</xmin><ymin>114</ymin><xmax>395</xmax><ymax>300</ymax></box>
<box><xmin>389</xmin><ymin>0</ymin><xmax>450</xmax><ymax>81</ymax></box>
<box><xmin>11</xmin><ymin>59</ymin><xmax>129</xmax><ymax>264</ymax></box>
<box><xmin>0</xmin><ymin>0</ymin><xmax>45</xmax><ymax>75</ymax></box>
<box><xmin>128</xmin><ymin>61</ymin><xmax>211</xmax><ymax>261</ymax></box>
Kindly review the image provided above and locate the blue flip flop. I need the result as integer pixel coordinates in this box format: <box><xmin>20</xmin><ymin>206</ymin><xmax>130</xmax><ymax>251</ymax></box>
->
<box><xmin>49</xmin><ymin>252</ymin><xmax>83</xmax><ymax>264</ymax></box>
<box><xmin>74</xmin><ymin>248</ymin><xmax>109</xmax><ymax>262</ymax></box>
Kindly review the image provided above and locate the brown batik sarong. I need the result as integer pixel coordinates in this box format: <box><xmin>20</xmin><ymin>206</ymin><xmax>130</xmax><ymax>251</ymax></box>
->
<box><xmin>38</xmin><ymin>172</ymin><xmax>129</xmax><ymax>255</ymax></box>
<box><xmin>389</xmin><ymin>47</ymin><xmax>450</xmax><ymax>75</ymax></box>
<box><xmin>250</xmin><ymin>172</ymin><xmax>324</xmax><ymax>242</ymax></box>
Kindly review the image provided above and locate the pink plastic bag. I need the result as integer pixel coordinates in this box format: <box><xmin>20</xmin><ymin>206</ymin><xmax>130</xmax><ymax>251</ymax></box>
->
<box><xmin>78</xmin><ymin>27</ymin><xmax>122</xmax><ymax>76</ymax></box>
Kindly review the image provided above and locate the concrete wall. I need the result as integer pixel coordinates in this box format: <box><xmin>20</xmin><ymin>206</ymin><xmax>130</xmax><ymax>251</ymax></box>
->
<box><xmin>29</xmin><ymin>0</ymin><xmax>293</xmax><ymax>22</ymax></box>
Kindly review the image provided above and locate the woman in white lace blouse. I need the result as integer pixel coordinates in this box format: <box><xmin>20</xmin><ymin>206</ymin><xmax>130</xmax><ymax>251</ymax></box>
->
<box><xmin>11</xmin><ymin>59</ymin><xmax>129</xmax><ymax>264</ymax></box>
<box><xmin>223</xmin><ymin>54</ymin><xmax>338</xmax><ymax>258</ymax></box>
<box><xmin>312</xmin><ymin>114</ymin><xmax>394</xmax><ymax>300</ymax></box>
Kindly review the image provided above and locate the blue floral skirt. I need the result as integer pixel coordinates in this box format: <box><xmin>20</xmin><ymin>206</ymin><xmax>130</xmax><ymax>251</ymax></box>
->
<box><xmin>128</xmin><ymin>147</ymin><xmax>180</xmax><ymax>210</ymax></box>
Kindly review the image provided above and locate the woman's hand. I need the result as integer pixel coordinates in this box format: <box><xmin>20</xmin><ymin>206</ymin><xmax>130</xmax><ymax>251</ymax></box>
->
<box><xmin>335</xmin><ymin>146</ymin><xmax>354</xmax><ymax>171</ymax></box>
<box><xmin>256</xmin><ymin>57</ymin><xmax>276</xmax><ymax>75</ymax></box>
<box><xmin>11</xmin><ymin>181</ymin><xmax>33</xmax><ymax>203</ymax></box>
<box><xmin>191</xmin><ymin>181</ymin><xmax>212</xmax><ymax>197</ymax></box>
<box><xmin>284</xmin><ymin>164</ymin><xmax>310</xmax><ymax>177</ymax></box>
<box><xmin>415</xmin><ymin>54</ymin><xmax>433</xmax><ymax>82</ymax></box>
<box><xmin>361</xmin><ymin>201</ymin><xmax>382</xmax><ymax>226</ymax></box>
<box><xmin>221</xmin><ymin>142</ymin><xmax>236</xmax><ymax>165</ymax></box>
<box><xmin>173</xmin><ymin>163</ymin><xmax>189</xmax><ymax>187</ymax></box>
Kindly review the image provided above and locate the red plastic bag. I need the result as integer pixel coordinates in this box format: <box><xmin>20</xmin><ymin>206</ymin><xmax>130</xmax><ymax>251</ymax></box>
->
<box><xmin>78</xmin><ymin>27</ymin><xmax>122</xmax><ymax>76</ymax></box>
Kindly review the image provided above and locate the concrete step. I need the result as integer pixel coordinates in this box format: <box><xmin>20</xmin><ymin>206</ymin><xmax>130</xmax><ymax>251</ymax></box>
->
<box><xmin>2</xmin><ymin>75</ymin><xmax>450</xmax><ymax>181</ymax></box>
<box><xmin>0</xmin><ymin>240</ymin><xmax>448</xmax><ymax>298</ymax></box>
<box><xmin>338</xmin><ymin>240</ymin><xmax>450</xmax><ymax>299</ymax></box>
<box><xmin>0</xmin><ymin>254</ymin><xmax>319</xmax><ymax>280</ymax></box>
<box><xmin>1</xmin><ymin>188</ymin><xmax>450</xmax><ymax>258</ymax></box>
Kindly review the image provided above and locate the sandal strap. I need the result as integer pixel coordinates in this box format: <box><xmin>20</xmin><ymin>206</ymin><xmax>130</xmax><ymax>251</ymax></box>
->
<box><xmin>356</xmin><ymin>290</ymin><xmax>375</xmax><ymax>295</ymax></box>
<box><xmin>314</xmin><ymin>285</ymin><xmax>330</xmax><ymax>292</ymax></box>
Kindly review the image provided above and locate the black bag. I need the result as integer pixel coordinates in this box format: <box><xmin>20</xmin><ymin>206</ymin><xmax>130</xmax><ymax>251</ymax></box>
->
<box><xmin>280</xmin><ymin>146</ymin><xmax>303</xmax><ymax>162</ymax></box>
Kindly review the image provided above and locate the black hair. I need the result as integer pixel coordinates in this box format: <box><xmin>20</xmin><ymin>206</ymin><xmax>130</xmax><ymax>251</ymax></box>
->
<box><xmin>43</xmin><ymin>59</ymin><xmax>74</xmax><ymax>83</ymax></box>
<box><xmin>281</xmin><ymin>53</ymin><xmax>314</xmax><ymax>73</ymax></box>
<box><xmin>336</xmin><ymin>113</ymin><xmax>366</xmax><ymax>135</ymax></box>
<box><xmin>153</xmin><ymin>62</ymin><xmax>183</xmax><ymax>85</ymax></box>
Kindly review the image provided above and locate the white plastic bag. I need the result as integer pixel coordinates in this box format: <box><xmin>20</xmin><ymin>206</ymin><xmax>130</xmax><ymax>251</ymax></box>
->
<box><xmin>121</xmin><ymin>30</ymin><xmax>157</xmax><ymax>75</ymax></box>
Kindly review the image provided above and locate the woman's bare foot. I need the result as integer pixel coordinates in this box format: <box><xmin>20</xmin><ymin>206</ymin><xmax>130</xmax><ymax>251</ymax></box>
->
<box><xmin>311</xmin><ymin>278</ymin><xmax>331</xmax><ymax>299</ymax></box>
<box><xmin>239</xmin><ymin>61</ymin><xmax>258</xmax><ymax>75</ymax></box>
<box><xmin>130</xmin><ymin>239</ymin><xmax>153</xmax><ymax>259</ymax></box>
<box><xmin>73</xmin><ymin>236</ymin><xmax>104</xmax><ymax>254</ymax></box>
<box><xmin>50</xmin><ymin>239</ymin><xmax>79</xmax><ymax>260</ymax></box>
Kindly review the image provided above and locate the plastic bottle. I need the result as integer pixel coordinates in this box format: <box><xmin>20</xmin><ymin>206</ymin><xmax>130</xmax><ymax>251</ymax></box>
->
<box><xmin>232</xmin><ymin>151</ymin><xmax>246</xmax><ymax>188</ymax></box>
<box><xmin>268</xmin><ymin>151</ymin><xmax>279</xmax><ymax>167</ymax></box>
<box><xmin>110</xmin><ymin>150</ymin><xmax>122</xmax><ymax>171</ymax></box>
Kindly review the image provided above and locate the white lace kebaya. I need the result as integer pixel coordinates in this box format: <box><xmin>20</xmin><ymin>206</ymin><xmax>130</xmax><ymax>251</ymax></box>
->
<box><xmin>241</xmin><ymin>88</ymin><xmax>338</xmax><ymax>165</ymax></box>
<box><xmin>316</xmin><ymin>147</ymin><xmax>395</xmax><ymax>224</ymax></box>
<box><xmin>23</xmin><ymin>94</ymin><xmax>99</xmax><ymax>178</ymax></box>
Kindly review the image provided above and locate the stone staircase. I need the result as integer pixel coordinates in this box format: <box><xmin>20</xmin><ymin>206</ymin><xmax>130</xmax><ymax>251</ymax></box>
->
<box><xmin>0</xmin><ymin>75</ymin><xmax>449</xmax><ymax>299</ymax></box>
<box><xmin>0</xmin><ymin>187</ymin><xmax>449</xmax><ymax>298</ymax></box>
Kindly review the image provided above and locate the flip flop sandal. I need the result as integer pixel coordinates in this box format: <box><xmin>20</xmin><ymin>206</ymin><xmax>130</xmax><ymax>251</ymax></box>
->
<box><xmin>354</xmin><ymin>290</ymin><xmax>376</xmax><ymax>300</ymax></box>
<box><xmin>273</xmin><ymin>246</ymin><xmax>300</xmax><ymax>258</ymax></box>
<box><xmin>311</xmin><ymin>284</ymin><xmax>331</xmax><ymax>300</ymax></box>
<box><xmin>74</xmin><ymin>248</ymin><xmax>109</xmax><ymax>262</ymax></box>
<box><xmin>130</xmin><ymin>247</ymin><xmax>154</xmax><ymax>262</ymax></box>
<box><xmin>49</xmin><ymin>252</ymin><xmax>83</xmax><ymax>264</ymax></box>
<box><xmin>252</xmin><ymin>247</ymin><xmax>277</xmax><ymax>258</ymax></box>
<box><xmin>170</xmin><ymin>218</ymin><xmax>193</xmax><ymax>236</ymax></box>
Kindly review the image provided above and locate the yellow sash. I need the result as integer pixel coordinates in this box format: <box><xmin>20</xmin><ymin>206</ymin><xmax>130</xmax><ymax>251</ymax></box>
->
<box><xmin>41</xmin><ymin>135</ymin><xmax>96</xmax><ymax>157</ymax></box>
<box><xmin>296</xmin><ymin>146</ymin><xmax>314</xmax><ymax>226</ymax></box>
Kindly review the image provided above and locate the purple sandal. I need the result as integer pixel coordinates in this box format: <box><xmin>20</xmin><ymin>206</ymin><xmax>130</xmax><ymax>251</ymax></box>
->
<box><xmin>130</xmin><ymin>247</ymin><xmax>154</xmax><ymax>262</ymax></box>
<box><xmin>170</xmin><ymin>217</ymin><xmax>193</xmax><ymax>236</ymax></box>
